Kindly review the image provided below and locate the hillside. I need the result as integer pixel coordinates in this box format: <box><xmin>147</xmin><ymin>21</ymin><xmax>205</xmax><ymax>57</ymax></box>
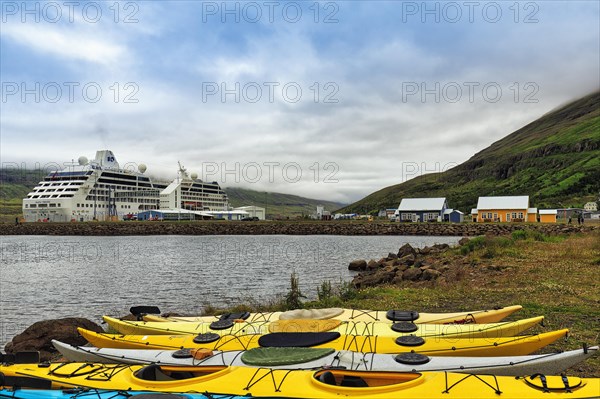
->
<box><xmin>225</xmin><ymin>187</ymin><xmax>345</xmax><ymax>218</ymax></box>
<box><xmin>339</xmin><ymin>91</ymin><xmax>600</xmax><ymax>214</ymax></box>
<box><xmin>0</xmin><ymin>170</ymin><xmax>345</xmax><ymax>220</ymax></box>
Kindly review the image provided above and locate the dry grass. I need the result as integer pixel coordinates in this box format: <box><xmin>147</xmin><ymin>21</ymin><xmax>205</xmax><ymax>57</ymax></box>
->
<box><xmin>303</xmin><ymin>231</ymin><xmax>600</xmax><ymax>377</ymax></box>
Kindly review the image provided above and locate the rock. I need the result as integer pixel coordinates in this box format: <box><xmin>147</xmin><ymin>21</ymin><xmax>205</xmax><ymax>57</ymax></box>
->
<box><xmin>458</xmin><ymin>237</ymin><xmax>470</xmax><ymax>246</ymax></box>
<box><xmin>398</xmin><ymin>253</ymin><xmax>416</xmax><ymax>266</ymax></box>
<box><xmin>402</xmin><ymin>267</ymin><xmax>423</xmax><ymax>281</ymax></box>
<box><xmin>420</xmin><ymin>246</ymin><xmax>431</xmax><ymax>255</ymax></box>
<box><xmin>387</xmin><ymin>252</ymin><xmax>398</xmax><ymax>259</ymax></box>
<box><xmin>352</xmin><ymin>268</ymin><xmax>396</xmax><ymax>289</ymax></box>
<box><xmin>367</xmin><ymin>260</ymin><xmax>380</xmax><ymax>270</ymax></box>
<box><xmin>432</xmin><ymin>243</ymin><xmax>450</xmax><ymax>251</ymax></box>
<box><xmin>397</xmin><ymin>243</ymin><xmax>416</xmax><ymax>258</ymax></box>
<box><xmin>422</xmin><ymin>268</ymin><xmax>442</xmax><ymax>280</ymax></box>
<box><xmin>391</xmin><ymin>273</ymin><xmax>403</xmax><ymax>285</ymax></box>
<box><xmin>397</xmin><ymin>264</ymin><xmax>410</xmax><ymax>273</ymax></box>
<box><xmin>4</xmin><ymin>317</ymin><xmax>104</xmax><ymax>361</ymax></box>
<box><xmin>348</xmin><ymin>259</ymin><xmax>367</xmax><ymax>271</ymax></box>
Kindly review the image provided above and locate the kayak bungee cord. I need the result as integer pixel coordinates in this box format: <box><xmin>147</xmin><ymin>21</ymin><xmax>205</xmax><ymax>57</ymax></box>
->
<box><xmin>347</xmin><ymin>308</ymin><xmax>382</xmax><ymax>321</ymax></box>
<box><xmin>243</xmin><ymin>368</ymin><xmax>295</xmax><ymax>393</ymax></box>
<box><xmin>341</xmin><ymin>333</ymin><xmax>379</xmax><ymax>353</ymax></box>
<box><xmin>443</xmin><ymin>372</ymin><xmax>502</xmax><ymax>395</ymax></box>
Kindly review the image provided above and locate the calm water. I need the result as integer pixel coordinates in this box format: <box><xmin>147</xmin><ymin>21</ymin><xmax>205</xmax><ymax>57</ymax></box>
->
<box><xmin>0</xmin><ymin>235</ymin><xmax>460</xmax><ymax>346</ymax></box>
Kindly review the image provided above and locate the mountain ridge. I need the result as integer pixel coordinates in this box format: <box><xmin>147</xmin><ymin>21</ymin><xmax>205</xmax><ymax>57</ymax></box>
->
<box><xmin>338</xmin><ymin>91</ymin><xmax>600</xmax><ymax>214</ymax></box>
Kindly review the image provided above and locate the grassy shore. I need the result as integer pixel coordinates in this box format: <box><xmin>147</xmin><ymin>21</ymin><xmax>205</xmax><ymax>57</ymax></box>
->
<box><xmin>205</xmin><ymin>230</ymin><xmax>600</xmax><ymax>377</ymax></box>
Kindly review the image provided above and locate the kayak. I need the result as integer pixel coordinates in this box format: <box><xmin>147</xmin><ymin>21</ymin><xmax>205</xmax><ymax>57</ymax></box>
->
<box><xmin>103</xmin><ymin>315</ymin><xmax>544</xmax><ymax>339</ymax></box>
<box><xmin>0</xmin><ymin>388</ymin><xmax>244</xmax><ymax>399</ymax></box>
<box><xmin>0</xmin><ymin>362</ymin><xmax>597</xmax><ymax>399</ymax></box>
<box><xmin>52</xmin><ymin>340</ymin><xmax>599</xmax><ymax>377</ymax></box>
<box><xmin>141</xmin><ymin>305</ymin><xmax>523</xmax><ymax>324</ymax></box>
<box><xmin>78</xmin><ymin>327</ymin><xmax>569</xmax><ymax>356</ymax></box>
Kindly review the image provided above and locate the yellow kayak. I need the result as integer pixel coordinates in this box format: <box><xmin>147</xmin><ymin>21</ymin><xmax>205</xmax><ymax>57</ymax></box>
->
<box><xmin>78</xmin><ymin>327</ymin><xmax>569</xmax><ymax>356</ymax></box>
<box><xmin>143</xmin><ymin>305</ymin><xmax>523</xmax><ymax>324</ymax></box>
<box><xmin>1</xmin><ymin>362</ymin><xmax>597</xmax><ymax>399</ymax></box>
<box><xmin>104</xmin><ymin>315</ymin><xmax>544</xmax><ymax>340</ymax></box>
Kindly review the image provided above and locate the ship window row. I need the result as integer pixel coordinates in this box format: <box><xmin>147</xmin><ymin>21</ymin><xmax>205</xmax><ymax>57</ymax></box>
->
<box><xmin>101</xmin><ymin>172</ymin><xmax>138</xmax><ymax>181</ymax></box>
<box><xmin>31</xmin><ymin>187</ymin><xmax>79</xmax><ymax>193</ymax></box>
<box><xmin>40</xmin><ymin>181</ymin><xmax>82</xmax><ymax>185</ymax></box>
<box><xmin>26</xmin><ymin>203</ymin><xmax>60</xmax><ymax>208</ymax></box>
<box><xmin>97</xmin><ymin>178</ymin><xmax>139</xmax><ymax>186</ymax></box>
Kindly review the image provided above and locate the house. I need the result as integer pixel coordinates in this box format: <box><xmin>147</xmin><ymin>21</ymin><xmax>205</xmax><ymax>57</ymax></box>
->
<box><xmin>396</xmin><ymin>198</ymin><xmax>448</xmax><ymax>222</ymax></box>
<box><xmin>475</xmin><ymin>196</ymin><xmax>531</xmax><ymax>222</ymax></box>
<box><xmin>443</xmin><ymin>209</ymin><xmax>464</xmax><ymax>223</ymax></box>
<box><xmin>527</xmin><ymin>208</ymin><xmax>538</xmax><ymax>223</ymax></box>
<box><xmin>234</xmin><ymin>206</ymin><xmax>266</xmax><ymax>220</ymax></box>
<box><xmin>539</xmin><ymin>209</ymin><xmax>558</xmax><ymax>223</ymax></box>
<box><xmin>584</xmin><ymin>202</ymin><xmax>598</xmax><ymax>212</ymax></box>
<box><xmin>471</xmin><ymin>208</ymin><xmax>478</xmax><ymax>222</ymax></box>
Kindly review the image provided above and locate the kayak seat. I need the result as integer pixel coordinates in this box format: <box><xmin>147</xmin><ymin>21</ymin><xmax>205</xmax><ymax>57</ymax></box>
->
<box><xmin>258</xmin><ymin>332</ymin><xmax>341</xmax><ymax>348</ymax></box>
<box><xmin>220</xmin><ymin>311</ymin><xmax>251</xmax><ymax>321</ymax></box>
<box><xmin>169</xmin><ymin>371</ymin><xmax>196</xmax><ymax>380</ymax></box>
<box><xmin>137</xmin><ymin>364</ymin><xmax>175</xmax><ymax>381</ymax></box>
<box><xmin>318</xmin><ymin>371</ymin><xmax>337</xmax><ymax>386</ymax></box>
<box><xmin>340</xmin><ymin>375</ymin><xmax>369</xmax><ymax>387</ymax></box>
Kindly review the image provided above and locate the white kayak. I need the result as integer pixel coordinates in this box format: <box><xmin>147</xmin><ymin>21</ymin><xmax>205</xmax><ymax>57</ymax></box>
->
<box><xmin>52</xmin><ymin>340</ymin><xmax>598</xmax><ymax>377</ymax></box>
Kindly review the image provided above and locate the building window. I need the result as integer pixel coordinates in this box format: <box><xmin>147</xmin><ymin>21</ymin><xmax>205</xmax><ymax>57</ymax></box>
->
<box><xmin>506</xmin><ymin>213</ymin><xmax>511</xmax><ymax>221</ymax></box>
<box><xmin>518</xmin><ymin>212</ymin><xmax>524</xmax><ymax>219</ymax></box>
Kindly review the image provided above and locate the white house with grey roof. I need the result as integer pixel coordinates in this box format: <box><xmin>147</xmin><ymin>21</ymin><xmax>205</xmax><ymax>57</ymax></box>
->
<box><xmin>395</xmin><ymin>198</ymin><xmax>448</xmax><ymax>222</ymax></box>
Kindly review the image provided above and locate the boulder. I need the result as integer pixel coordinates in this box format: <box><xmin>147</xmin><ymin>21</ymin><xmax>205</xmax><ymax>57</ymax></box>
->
<box><xmin>4</xmin><ymin>317</ymin><xmax>104</xmax><ymax>361</ymax></box>
<box><xmin>348</xmin><ymin>259</ymin><xmax>367</xmax><ymax>271</ymax></box>
<box><xmin>398</xmin><ymin>253</ymin><xmax>416</xmax><ymax>266</ymax></box>
<box><xmin>402</xmin><ymin>267</ymin><xmax>423</xmax><ymax>281</ymax></box>
<box><xmin>397</xmin><ymin>243</ymin><xmax>416</xmax><ymax>258</ymax></box>
<box><xmin>367</xmin><ymin>259</ymin><xmax>380</xmax><ymax>270</ymax></box>
<box><xmin>352</xmin><ymin>268</ymin><xmax>396</xmax><ymax>289</ymax></box>
<box><xmin>422</xmin><ymin>268</ymin><xmax>442</xmax><ymax>281</ymax></box>
<box><xmin>387</xmin><ymin>252</ymin><xmax>398</xmax><ymax>259</ymax></box>
<box><xmin>458</xmin><ymin>237</ymin><xmax>470</xmax><ymax>246</ymax></box>
<box><xmin>432</xmin><ymin>243</ymin><xmax>450</xmax><ymax>251</ymax></box>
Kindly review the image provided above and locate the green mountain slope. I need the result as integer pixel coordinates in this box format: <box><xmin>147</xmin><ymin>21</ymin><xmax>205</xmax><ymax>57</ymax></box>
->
<box><xmin>339</xmin><ymin>91</ymin><xmax>600</xmax><ymax>214</ymax></box>
<box><xmin>225</xmin><ymin>187</ymin><xmax>345</xmax><ymax>218</ymax></box>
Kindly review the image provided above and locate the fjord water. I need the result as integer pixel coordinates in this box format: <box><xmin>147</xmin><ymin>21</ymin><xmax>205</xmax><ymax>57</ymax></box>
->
<box><xmin>0</xmin><ymin>235</ymin><xmax>459</xmax><ymax>345</ymax></box>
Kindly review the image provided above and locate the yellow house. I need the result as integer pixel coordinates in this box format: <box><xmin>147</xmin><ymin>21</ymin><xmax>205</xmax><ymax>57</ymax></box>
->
<box><xmin>527</xmin><ymin>208</ymin><xmax>538</xmax><ymax>222</ymax></box>
<box><xmin>539</xmin><ymin>209</ymin><xmax>558</xmax><ymax>223</ymax></box>
<box><xmin>475</xmin><ymin>196</ymin><xmax>531</xmax><ymax>223</ymax></box>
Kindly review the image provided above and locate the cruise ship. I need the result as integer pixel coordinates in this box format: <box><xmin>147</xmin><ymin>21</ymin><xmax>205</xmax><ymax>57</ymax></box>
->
<box><xmin>22</xmin><ymin>150</ymin><xmax>229</xmax><ymax>222</ymax></box>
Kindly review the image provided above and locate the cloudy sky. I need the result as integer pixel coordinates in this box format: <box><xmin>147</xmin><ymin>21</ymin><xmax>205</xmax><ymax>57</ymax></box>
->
<box><xmin>1</xmin><ymin>1</ymin><xmax>598</xmax><ymax>203</ymax></box>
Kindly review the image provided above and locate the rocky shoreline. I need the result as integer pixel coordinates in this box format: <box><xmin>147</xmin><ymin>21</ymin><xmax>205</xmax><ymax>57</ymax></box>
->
<box><xmin>349</xmin><ymin>240</ymin><xmax>479</xmax><ymax>289</ymax></box>
<box><xmin>1</xmin><ymin>221</ymin><xmax>595</xmax><ymax>236</ymax></box>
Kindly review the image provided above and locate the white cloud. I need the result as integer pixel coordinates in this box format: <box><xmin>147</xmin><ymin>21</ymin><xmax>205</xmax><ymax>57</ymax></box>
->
<box><xmin>2</xmin><ymin>23</ymin><xmax>126</xmax><ymax>67</ymax></box>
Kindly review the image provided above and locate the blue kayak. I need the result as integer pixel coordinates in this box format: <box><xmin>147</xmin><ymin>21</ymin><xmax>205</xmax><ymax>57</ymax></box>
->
<box><xmin>0</xmin><ymin>388</ymin><xmax>250</xmax><ymax>399</ymax></box>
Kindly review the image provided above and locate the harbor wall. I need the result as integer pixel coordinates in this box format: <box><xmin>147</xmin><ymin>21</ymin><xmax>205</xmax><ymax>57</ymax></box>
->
<box><xmin>0</xmin><ymin>221</ymin><xmax>595</xmax><ymax>236</ymax></box>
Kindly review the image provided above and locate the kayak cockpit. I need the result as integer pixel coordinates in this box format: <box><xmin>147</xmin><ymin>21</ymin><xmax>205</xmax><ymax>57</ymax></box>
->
<box><xmin>134</xmin><ymin>365</ymin><xmax>228</xmax><ymax>382</ymax></box>
<box><xmin>313</xmin><ymin>369</ymin><xmax>423</xmax><ymax>389</ymax></box>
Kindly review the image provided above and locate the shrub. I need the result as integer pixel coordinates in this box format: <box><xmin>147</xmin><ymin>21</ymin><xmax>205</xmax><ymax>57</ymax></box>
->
<box><xmin>284</xmin><ymin>272</ymin><xmax>306</xmax><ymax>310</ymax></box>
